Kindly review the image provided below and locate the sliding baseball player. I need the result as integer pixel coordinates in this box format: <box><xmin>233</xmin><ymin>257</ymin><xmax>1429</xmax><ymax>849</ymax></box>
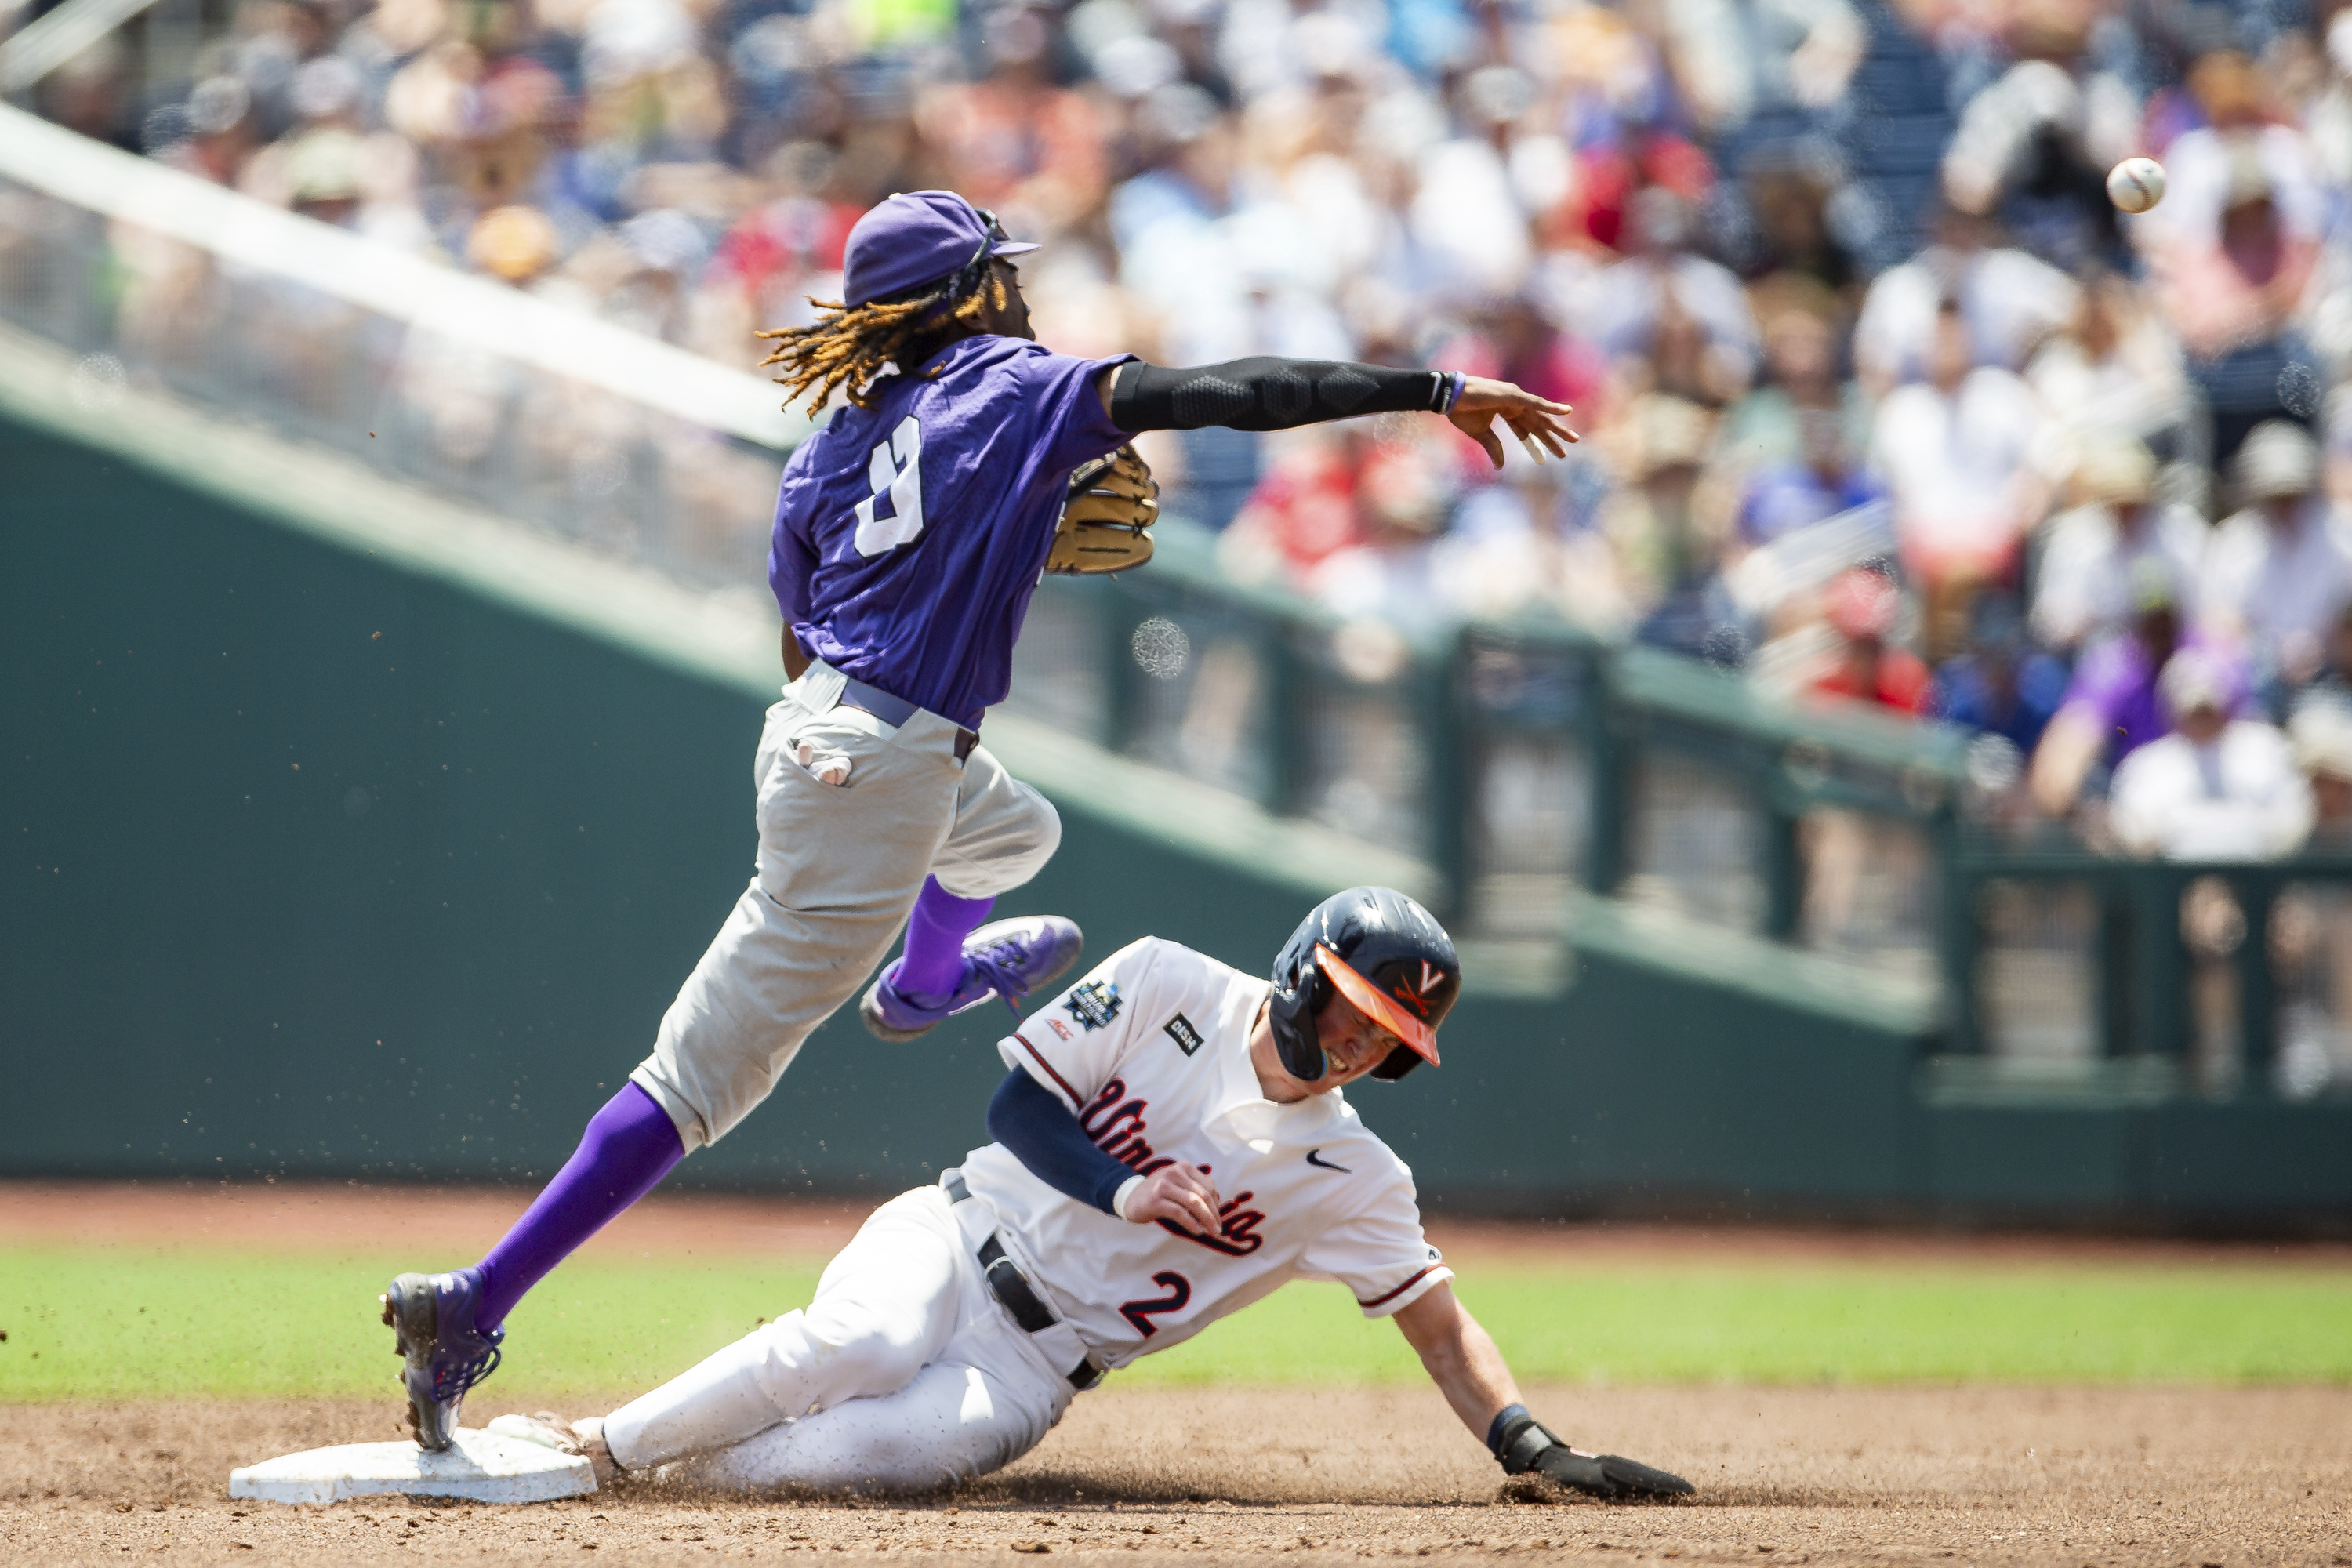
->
<box><xmin>495</xmin><ymin>888</ymin><xmax>1691</xmax><ymax>1502</ymax></box>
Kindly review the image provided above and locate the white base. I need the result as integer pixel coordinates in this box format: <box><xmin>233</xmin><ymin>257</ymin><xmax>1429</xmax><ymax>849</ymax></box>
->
<box><xmin>229</xmin><ymin>1428</ymin><xmax>596</xmax><ymax>1506</ymax></box>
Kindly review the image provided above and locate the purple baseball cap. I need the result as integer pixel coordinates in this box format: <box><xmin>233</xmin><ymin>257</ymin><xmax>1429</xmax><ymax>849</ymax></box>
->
<box><xmin>841</xmin><ymin>191</ymin><xmax>1040</xmax><ymax>307</ymax></box>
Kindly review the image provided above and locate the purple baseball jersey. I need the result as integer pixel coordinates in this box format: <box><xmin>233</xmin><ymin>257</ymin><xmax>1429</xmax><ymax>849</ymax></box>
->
<box><xmin>768</xmin><ymin>336</ymin><xmax>1134</xmax><ymax>731</ymax></box>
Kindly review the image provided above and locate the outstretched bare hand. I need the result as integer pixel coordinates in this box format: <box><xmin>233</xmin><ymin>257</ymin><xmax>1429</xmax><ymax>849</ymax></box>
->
<box><xmin>1447</xmin><ymin>377</ymin><xmax>1579</xmax><ymax>470</ymax></box>
<box><xmin>1123</xmin><ymin>1160</ymin><xmax>1222</xmax><ymax>1232</ymax></box>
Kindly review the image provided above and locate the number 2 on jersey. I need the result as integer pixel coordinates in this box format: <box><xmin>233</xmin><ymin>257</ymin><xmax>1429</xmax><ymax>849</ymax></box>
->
<box><xmin>852</xmin><ymin>415</ymin><xmax>924</xmax><ymax>557</ymax></box>
<box><xmin>1118</xmin><ymin>1271</ymin><xmax>1192</xmax><ymax>1338</ymax></box>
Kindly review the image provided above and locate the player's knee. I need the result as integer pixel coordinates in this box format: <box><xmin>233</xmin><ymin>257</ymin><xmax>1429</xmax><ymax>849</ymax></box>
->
<box><xmin>797</xmin><ymin>1303</ymin><xmax>931</xmax><ymax>1397</ymax></box>
<box><xmin>1000</xmin><ymin>793</ymin><xmax>1062</xmax><ymax>887</ymax></box>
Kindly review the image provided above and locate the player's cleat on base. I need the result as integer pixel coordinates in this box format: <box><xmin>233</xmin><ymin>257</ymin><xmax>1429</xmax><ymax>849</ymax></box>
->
<box><xmin>861</xmin><ymin>914</ymin><xmax>1084</xmax><ymax>1043</ymax></box>
<box><xmin>382</xmin><ymin>1267</ymin><xmax>505</xmax><ymax>1453</ymax></box>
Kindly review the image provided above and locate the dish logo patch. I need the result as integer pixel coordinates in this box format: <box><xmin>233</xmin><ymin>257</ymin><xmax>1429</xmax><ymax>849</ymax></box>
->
<box><xmin>1163</xmin><ymin>1012</ymin><xmax>1204</xmax><ymax>1056</ymax></box>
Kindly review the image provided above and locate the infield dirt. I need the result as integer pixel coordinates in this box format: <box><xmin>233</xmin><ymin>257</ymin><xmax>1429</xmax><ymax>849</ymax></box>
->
<box><xmin>6</xmin><ymin>1385</ymin><xmax>2349</xmax><ymax>1567</ymax></box>
<box><xmin>8</xmin><ymin>1184</ymin><xmax>2350</xmax><ymax>1565</ymax></box>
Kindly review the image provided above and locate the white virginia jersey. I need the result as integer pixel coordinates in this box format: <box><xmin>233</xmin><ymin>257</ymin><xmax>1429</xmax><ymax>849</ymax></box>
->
<box><xmin>956</xmin><ymin>936</ymin><xmax>1453</xmax><ymax>1369</ymax></box>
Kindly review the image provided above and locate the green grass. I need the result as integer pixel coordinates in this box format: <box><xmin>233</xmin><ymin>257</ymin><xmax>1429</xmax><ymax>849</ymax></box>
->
<box><xmin>5</xmin><ymin>1246</ymin><xmax>2351</xmax><ymax>1401</ymax></box>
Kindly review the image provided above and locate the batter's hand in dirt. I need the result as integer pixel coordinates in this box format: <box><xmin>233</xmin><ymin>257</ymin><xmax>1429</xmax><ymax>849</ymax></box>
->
<box><xmin>1489</xmin><ymin>1406</ymin><xmax>1695</xmax><ymax>1500</ymax></box>
<box><xmin>1393</xmin><ymin>1276</ymin><xmax>1695</xmax><ymax>1504</ymax></box>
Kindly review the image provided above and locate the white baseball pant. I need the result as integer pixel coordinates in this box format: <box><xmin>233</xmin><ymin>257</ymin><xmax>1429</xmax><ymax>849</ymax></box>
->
<box><xmin>601</xmin><ymin>1183</ymin><xmax>1078</xmax><ymax>1492</ymax></box>
<box><xmin>630</xmin><ymin>663</ymin><xmax>1061</xmax><ymax>1149</ymax></box>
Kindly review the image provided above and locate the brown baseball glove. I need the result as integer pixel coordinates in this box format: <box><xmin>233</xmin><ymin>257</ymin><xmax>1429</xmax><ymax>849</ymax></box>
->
<box><xmin>1049</xmin><ymin>444</ymin><xmax>1158</xmax><ymax>574</ymax></box>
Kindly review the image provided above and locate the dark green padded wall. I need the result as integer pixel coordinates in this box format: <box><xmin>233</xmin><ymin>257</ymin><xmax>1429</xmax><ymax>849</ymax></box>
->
<box><xmin>0</xmin><ymin>414</ymin><xmax>1352</xmax><ymax>1191</ymax></box>
<box><xmin>5</xmin><ymin>411</ymin><xmax>2349</xmax><ymax>1222</ymax></box>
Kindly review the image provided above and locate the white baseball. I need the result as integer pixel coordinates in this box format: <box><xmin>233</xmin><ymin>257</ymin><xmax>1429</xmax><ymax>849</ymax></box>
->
<box><xmin>2107</xmin><ymin>157</ymin><xmax>2166</xmax><ymax>214</ymax></box>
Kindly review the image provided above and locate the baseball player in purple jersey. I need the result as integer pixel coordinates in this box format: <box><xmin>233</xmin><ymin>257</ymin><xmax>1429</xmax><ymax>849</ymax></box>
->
<box><xmin>382</xmin><ymin>191</ymin><xmax>1580</xmax><ymax>1450</ymax></box>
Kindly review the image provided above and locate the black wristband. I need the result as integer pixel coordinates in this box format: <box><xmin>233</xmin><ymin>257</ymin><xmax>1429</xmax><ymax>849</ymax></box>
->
<box><xmin>1487</xmin><ymin>1406</ymin><xmax>1561</xmax><ymax>1474</ymax></box>
<box><xmin>1109</xmin><ymin>357</ymin><xmax>1449</xmax><ymax>434</ymax></box>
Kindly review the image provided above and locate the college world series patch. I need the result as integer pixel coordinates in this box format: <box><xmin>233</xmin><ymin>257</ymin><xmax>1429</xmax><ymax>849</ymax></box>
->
<box><xmin>1163</xmin><ymin>1012</ymin><xmax>1204</xmax><ymax>1055</ymax></box>
<box><xmin>1063</xmin><ymin>980</ymin><xmax>1122</xmax><ymax>1032</ymax></box>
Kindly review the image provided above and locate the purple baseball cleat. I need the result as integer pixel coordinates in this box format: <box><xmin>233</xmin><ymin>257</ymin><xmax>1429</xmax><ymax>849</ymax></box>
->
<box><xmin>861</xmin><ymin>914</ymin><xmax>1083</xmax><ymax>1043</ymax></box>
<box><xmin>381</xmin><ymin>1266</ymin><xmax>504</xmax><ymax>1451</ymax></box>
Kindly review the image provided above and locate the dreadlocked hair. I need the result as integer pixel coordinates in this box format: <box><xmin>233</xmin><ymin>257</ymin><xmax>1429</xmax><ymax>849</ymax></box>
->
<box><xmin>755</xmin><ymin>255</ymin><xmax>1009</xmax><ymax>413</ymax></box>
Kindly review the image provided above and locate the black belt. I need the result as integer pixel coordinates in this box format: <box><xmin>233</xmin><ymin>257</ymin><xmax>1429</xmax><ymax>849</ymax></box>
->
<box><xmin>835</xmin><ymin>674</ymin><xmax>978</xmax><ymax>762</ymax></box>
<box><xmin>978</xmin><ymin>1236</ymin><xmax>1058</xmax><ymax>1332</ymax></box>
<box><xmin>944</xmin><ymin>1174</ymin><xmax>1103</xmax><ymax>1390</ymax></box>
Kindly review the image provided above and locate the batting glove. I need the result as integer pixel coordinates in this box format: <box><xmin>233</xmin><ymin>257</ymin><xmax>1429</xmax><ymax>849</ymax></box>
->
<box><xmin>1488</xmin><ymin>1404</ymin><xmax>1695</xmax><ymax>1500</ymax></box>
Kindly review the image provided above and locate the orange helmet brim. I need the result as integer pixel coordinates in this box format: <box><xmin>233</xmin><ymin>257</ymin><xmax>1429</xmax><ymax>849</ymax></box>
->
<box><xmin>1315</xmin><ymin>944</ymin><xmax>1441</xmax><ymax>1067</ymax></box>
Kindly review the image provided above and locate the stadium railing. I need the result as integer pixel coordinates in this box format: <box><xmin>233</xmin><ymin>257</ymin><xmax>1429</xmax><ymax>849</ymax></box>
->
<box><xmin>0</xmin><ymin>100</ymin><xmax>801</xmax><ymax>601</ymax></box>
<box><xmin>1015</xmin><ymin>542</ymin><xmax>1963</xmax><ymax>963</ymax></box>
<box><xmin>1943</xmin><ymin>846</ymin><xmax>2352</xmax><ymax>1101</ymax></box>
<box><xmin>7</xmin><ymin>103</ymin><xmax>2350</xmax><ymax>1101</ymax></box>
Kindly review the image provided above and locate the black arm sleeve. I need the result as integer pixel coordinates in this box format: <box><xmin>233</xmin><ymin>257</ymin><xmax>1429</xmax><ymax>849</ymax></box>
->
<box><xmin>986</xmin><ymin>1069</ymin><xmax>1137</xmax><ymax>1216</ymax></box>
<box><xmin>1109</xmin><ymin>357</ymin><xmax>1453</xmax><ymax>434</ymax></box>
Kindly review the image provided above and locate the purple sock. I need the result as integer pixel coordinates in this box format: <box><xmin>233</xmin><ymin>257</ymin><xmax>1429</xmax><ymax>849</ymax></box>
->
<box><xmin>474</xmin><ymin>1082</ymin><xmax>684</xmax><ymax>1331</ymax></box>
<box><xmin>893</xmin><ymin>876</ymin><xmax>996</xmax><ymax>999</ymax></box>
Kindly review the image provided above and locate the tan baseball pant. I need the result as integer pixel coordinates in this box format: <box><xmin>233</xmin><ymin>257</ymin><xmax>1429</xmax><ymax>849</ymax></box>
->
<box><xmin>629</xmin><ymin>662</ymin><xmax>1060</xmax><ymax>1150</ymax></box>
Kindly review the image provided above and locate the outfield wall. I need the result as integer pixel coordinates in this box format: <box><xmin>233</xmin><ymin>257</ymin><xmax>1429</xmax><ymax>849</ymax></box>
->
<box><xmin>5</xmin><ymin>365</ymin><xmax>2350</xmax><ymax>1225</ymax></box>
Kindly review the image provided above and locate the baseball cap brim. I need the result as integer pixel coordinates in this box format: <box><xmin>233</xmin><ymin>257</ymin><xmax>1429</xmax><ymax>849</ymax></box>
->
<box><xmin>1316</xmin><ymin>944</ymin><xmax>1441</xmax><ymax>1067</ymax></box>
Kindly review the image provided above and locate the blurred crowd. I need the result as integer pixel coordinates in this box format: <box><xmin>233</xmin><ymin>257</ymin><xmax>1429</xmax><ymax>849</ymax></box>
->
<box><xmin>27</xmin><ymin>0</ymin><xmax>2352</xmax><ymax>856</ymax></box>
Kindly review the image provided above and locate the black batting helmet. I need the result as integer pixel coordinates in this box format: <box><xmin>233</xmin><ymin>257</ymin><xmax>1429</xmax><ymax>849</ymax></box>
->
<box><xmin>1269</xmin><ymin>887</ymin><xmax>1460</xmax><ymax>1083</ymax></box>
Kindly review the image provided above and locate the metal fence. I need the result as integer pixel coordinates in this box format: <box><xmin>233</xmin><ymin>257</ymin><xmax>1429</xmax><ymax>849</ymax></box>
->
<box><xmin>1946</xmin><ymin>852</ymin><xmax>2352</xmax><ymax>1099</ymax></box>
<box><xmin>1015</xmin><ymin>545</ymin><xmax>2352</xmax><ymax>1102</ymax></box>
<box><xmin>1007</xmin><ymin>538</ymin><xmax>1969</xmax><ymax>967</ymax></box>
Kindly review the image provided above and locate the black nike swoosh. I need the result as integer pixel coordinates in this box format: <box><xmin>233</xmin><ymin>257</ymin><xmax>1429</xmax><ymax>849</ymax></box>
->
<box><xmin>1305</xmin><ymin>1148</ymin><xmax>1351</xmax><ymax>1173</ymax></box>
